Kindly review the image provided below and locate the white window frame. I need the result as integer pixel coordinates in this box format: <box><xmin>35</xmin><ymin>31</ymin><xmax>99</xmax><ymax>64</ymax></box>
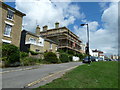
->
<box><xmin>5</xmin><ymin>21</ymin><xmax>14</xmax><ymax>26</ymax></box>
<box><xmin>7</xmin><ymin>8</ymin><xmax>15</xmax><ymax>20</ymax></box>
<box><xmin>50</xmin><ymin>43</ymin><xmax>52</xmax><ymax>49</ymax></box>
<box><xmin>2</xmin><ymin>39</ymin><xmax>11</xmax><ymax>43</ymax></box>
<box><xmin>29</xmin><ymin>37</ymin><xmax>36</xmax><ymax>44</ymax></box>
<box><xmin>4</xmin><ymin>24</ymin><xmax>12</xmax><ymax>37</ymax></box>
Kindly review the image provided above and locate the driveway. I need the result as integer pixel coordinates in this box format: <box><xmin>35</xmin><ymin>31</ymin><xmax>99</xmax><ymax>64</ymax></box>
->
<box><xmin>1</xmin><ymin>62</ymin><xmax>83</xmax><ymax>88</ymax></box>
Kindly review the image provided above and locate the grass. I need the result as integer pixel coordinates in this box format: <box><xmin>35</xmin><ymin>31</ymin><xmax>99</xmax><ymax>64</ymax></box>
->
<box><xmin>36</xmin><ymin>61</ymin><xmax>118</xmax><ymax>88</ymax></box>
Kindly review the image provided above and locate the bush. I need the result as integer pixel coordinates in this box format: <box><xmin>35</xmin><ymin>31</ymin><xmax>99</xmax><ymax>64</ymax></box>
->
<box><xmin>44</xmin><ymin>52</ymin><xmax>59</xmax><ymax>63</ymax></box>
<box><xmin>57</xmin><ymin>49</ymin><xmax>64</xmax><ymax>53</ymax></box>
<box><xmin>75</xmin><ymin>53</ymin><xmax>86</xmax><ymax>60</ymax></box>
<box><xmin>67</xmin><ymin>50</ymin><xmax>75</xmax><ymax>55</ymax></box>
<box><xmin>29</xmin><ymin>50</ymin><xmax>39</xmax><ymax>55</ymax></box>
<box><xmin>20</xmin><ymin>52</ymin><xmax>29</xmax><ymax>59</ymax></box>
<box><xmin>69</xmin><ymin>55</ymin><xmax>73</xmax><ymax>61</ymax></box>
<box><xmin>2</xmin><ymin>44</ymin><xmax>20</xmax><ymax>65</ymax></box>
<box><xmin>59</xmin><ymin>53</ymin><xmax>70</xmax><ymax>63</ymax></box>
<box><xmin>20</xmin><ymin>57</ymin><xmax>40</xmax><ymax>66</ymax></box>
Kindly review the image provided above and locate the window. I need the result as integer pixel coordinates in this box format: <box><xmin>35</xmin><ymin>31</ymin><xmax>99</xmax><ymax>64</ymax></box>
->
<box><xmin>4</xmin><ymin>24</ymin><xmax>12</xmax><ymax>37</ymax></box>
<box><xmin>7</xmin><ymin>9</ymin><xmax>14</xmax><ymax>20</ymax></box>
<box><xmin>36</xmin><ymin>49</ymin><xmax>40</xmax><ymax>52</ymax></box>
<box><xmin>29</xmin><ymin>38</ymin><xmax>36</xmax><ymax>43</ymax></box>
<box><xmin>50</xmin><ymin>43</ymin><xmax>52</xmax><ymax>49</ymax></box>
<box><xmin>55</xmin><ymin>46</ymin><xmax>57</xmax><ymax>51</ymax></box>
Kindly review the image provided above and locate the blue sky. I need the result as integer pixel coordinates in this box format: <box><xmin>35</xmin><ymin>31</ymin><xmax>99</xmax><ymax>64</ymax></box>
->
<box><xmin>5</xmin><ymin>2</ymin><xmax>107</xmax><ymax>30</ymax></box>
<box><xmin>69</xmin><ymin>2</ymin><xmax>104</xmax><ymax>30</ymax></box>
<box><xmin>5</xmin><ymin>1</ymin><xmax>118</xmax><ymax>55</ymax></box>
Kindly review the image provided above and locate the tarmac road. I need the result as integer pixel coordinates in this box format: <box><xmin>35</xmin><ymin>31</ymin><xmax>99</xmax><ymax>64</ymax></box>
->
<box><xmin>1</xmin><ymin>62</ymin><xmax>83</xmax><ymax>88</ymax></box>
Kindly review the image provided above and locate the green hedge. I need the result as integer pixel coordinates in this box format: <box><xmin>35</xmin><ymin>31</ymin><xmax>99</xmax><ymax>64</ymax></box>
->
<box><xmin>20</xmin><ymin>57</ymin><xmax>40</xmax><ymax>66</ymax></box>
<box><xmin>59</xmin><ymin>53</ymin><xmax>70</xmax><ymax>63</ymax></box>
<box><xmin>44</xmin><ymin>52</ymin><xmax>59</xmax><ymax>63</ymax></box>
<box><xmin>2</xmin><ymin>44</ymin><xmax>20</xmax><ymax>66</ymax></box>
<box><xmin>29</xmin><ymin>50</ymin><xmax>39</xmax><ymax>55</ymax></box>
<box><xmin>20</xmin><ymin>52</ymin><xmax>29</xmax><ymax>59</ymax></box>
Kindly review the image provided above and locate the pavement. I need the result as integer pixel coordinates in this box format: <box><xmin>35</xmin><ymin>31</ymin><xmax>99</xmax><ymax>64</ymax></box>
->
<box><xmin>1</xmin><ymin>62</ymin><xmax>83</xmax><ymax>88</ymax></box>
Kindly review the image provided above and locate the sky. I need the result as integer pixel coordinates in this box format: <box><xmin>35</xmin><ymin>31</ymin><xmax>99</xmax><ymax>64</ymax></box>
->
<box><xmin>5</xmin><ymin>0</ymin><xmax>118</xmax><ymax>55</ymax></box>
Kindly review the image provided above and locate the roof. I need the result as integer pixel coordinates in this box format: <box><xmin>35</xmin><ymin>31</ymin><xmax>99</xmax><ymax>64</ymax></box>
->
<box><xmin>22</xmin><ymin>30</ymin><xmax>39</xmax><ymax>37</ymax></box>
<box><xmin>22</xmin><ymin>30</ymin><xmax>58</xmax><ymax>45</ymax></box>
<box><xmin>92</xmin><ymin>49</ymin><xmax>103</xmax><ymax>53</ymax></box>
<box><xmin>2</xmin><ymin>2</ymin><xmax>26</xmax><ymax>16</ymax></box>
<box><xmin>40</xmin><ymin>26</ymin><xmax>79</xmax><ymax>39</ymax></box>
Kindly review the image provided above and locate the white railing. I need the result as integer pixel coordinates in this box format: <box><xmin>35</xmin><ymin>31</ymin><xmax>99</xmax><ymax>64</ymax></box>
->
<box><xmin>25</xmin><ymin>41</ymin><xmax>44</xmax><ymax>47</ymax></box>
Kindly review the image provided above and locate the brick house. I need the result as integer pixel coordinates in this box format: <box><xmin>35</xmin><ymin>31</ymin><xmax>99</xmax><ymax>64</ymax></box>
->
<box><xmin>20</xmin><ymin>25</ymin><xmax>58</xmax><ymax>53</ymax></box>
<box><xmin>1</xmin><ymin>2</ymin><xmax>26</xmax><ymax>47</ymax></box>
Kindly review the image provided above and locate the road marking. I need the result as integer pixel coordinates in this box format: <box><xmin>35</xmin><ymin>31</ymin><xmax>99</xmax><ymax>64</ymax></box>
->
<box><xmin>24</xmin><ymin>65</ymin><xmax>79</xmax><ymax>88</ymax></box>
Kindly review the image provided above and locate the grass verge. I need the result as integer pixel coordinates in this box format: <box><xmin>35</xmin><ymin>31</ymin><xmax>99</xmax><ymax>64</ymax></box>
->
<box><xmin>35</xmin><ymin>61</ymin><xmax>118</xmax><ymax>88</ymax></box>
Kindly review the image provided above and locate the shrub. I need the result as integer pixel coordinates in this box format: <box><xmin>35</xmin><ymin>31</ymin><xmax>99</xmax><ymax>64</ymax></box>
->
<box><xmin>57</xmin><ymin>49</ymin><xmax>64</xmax><ymax>53</ymax></box>
<box><xmin>75</xmin><ymin>53</ymin><xmax>85</xmax><ymax>60</ymax></box>
<box><xmin>2</xmin><ymin>44</ymin><xmax>20</xmax><ymax>65</ymax></box>
<box><xmin>44</xmin><ymin>52</ymin><xmax>59</xmax><ymax>63</ymax></box>
<box><xmin>69</xmin><ymin>55</ymin><xmax>73</xmax><ymax>61</ymax></box>
<box><xmin>20</xmin><ymin>57</ymin><xmax>40</xmax><ymax>66</ymax></box>
<box><xmin>29</xmin><ymin>50</ymin><xmax>39</xmax><ymax>55</ymax></box>
<box><xmin>67</xmin><ymin>50</ymin><xmax>75</xmax><ymax>55</ymax></box>
<box><xmin>20</xmin><ymin>52</ymin><xmax>29</xmax><ymax>59</ymax></box>
<box><xmin>59</xmin><ymin>53</ymin><xmax>70</xmax><ymax>63</ymax></box>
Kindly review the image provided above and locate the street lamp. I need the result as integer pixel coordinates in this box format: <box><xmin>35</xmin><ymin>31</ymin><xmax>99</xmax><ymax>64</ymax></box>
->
<box><xmin>80</xmin><ymin>24</ymin><xmax>91</xmax><ymax>64</ymax></box>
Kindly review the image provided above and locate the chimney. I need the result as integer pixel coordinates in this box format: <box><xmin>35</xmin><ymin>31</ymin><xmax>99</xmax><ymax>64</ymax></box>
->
<box><xmin>36</xmin><ymin>25</ymin><xmax>40</xmax><ymax>35</ymax></box>
<box><xmin>43</xmin><ymin>25</ymin><xmax>48</xmax><ymax>31</ymax></box>
<box><xmin>55</xmin><ymin>22</ymin><xmax>59</xmax><ymax>28</ymax></box>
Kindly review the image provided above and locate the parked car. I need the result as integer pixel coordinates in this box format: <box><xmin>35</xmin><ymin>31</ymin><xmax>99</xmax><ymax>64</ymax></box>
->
<box><xmin>83</xmin><ymin>56</ymin><xmax>98</xmax><ymax>63</ymax></box>
<box><xmin>105</xmin><ymin>59</ymin><xmax>112</xmax><ymax>61</ymax></box>
<box><xmin>83</xmin><ymin>56</ymin><xmax>90</xmax><ymax>63</ymax></box>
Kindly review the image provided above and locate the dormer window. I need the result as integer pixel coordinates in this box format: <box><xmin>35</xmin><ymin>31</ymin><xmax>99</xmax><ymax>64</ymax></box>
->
<box><xmin>7</xmin><ymin>9</ymin><xmax>14</xmax><ymax>20</ymax></box>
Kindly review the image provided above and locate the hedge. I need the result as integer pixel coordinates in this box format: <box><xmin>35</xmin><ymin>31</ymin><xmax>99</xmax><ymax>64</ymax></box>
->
<box><xmin>59</xmin><ymin>53</ymin><xmax>70</xmax><ymax>63</ymax></box>
<box><xmin>44</xmin><ymin>52</ymin><xmax>60</xmax><ymax>63</ymax></box>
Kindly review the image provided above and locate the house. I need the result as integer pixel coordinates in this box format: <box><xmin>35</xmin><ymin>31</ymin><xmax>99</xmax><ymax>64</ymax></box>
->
<box><xmin>111</xmin><ymin>55</ymin><xmax>118</xmax><ymax>60</ymax></box>
<box><xmin>1</xmin><ymin>2</ymin><xmax>26</xmax><ymax>47</ymax></box>
<box><xmin>92</xmin><ymin>49</ymin><xmax>104</xmax><ymax>60</ymax></box>
<box><xmin>20</xmin><ymin>25</ymin><xmax>58</xmax><ymax>53</ymax></box>
<box><xmin>39</xmin><ymin>22</ymin><xmax>85</xmax><ymax>54</ymax></box>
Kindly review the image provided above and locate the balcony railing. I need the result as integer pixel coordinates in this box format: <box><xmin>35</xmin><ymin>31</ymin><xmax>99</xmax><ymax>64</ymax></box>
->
<box><xmin>25</xmin><ymin>41</ymin><xmax>44</xmax><ymax>47</ymax></box>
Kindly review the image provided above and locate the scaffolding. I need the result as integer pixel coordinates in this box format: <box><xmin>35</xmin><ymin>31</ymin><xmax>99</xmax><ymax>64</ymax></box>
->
<box><xmin>40</xmin><ymin>27</ymin><xmax>84</xmax><ymax>53</ymax></box>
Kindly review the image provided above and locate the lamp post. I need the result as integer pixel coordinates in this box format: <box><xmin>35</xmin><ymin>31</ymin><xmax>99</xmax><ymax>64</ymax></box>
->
<box><xmin>81</xmin><ymin>24</ymin><xmax>91</xmax><ymax>64</ymax></box>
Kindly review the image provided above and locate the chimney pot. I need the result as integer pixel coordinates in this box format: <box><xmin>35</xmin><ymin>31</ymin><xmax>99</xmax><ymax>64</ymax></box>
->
<box><xmin>43</xmin><ymin>25</ymin><xmax>48</xmax><ymax>31</ymax></box>
<box><xmin>36</xmin><ymin>25</ymin><xmax>40</xmax><ymax>35</ymax></box>
<box><xmin>55</xmin><ymin>22</ymin><xmax>59</xmax><ymax>28</ymax></box>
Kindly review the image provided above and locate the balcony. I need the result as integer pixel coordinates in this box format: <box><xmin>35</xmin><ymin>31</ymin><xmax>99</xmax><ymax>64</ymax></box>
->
<box><xmin>25</xmin><ymin>41</ymin><xmax>44</xmax><ymax>47</ymax></box>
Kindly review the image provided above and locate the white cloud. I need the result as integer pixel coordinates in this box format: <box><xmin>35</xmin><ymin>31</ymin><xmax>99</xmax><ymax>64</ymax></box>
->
<box><xmin>74</xmin><ymin>2</ymin><xmax>118</xmax><ymax>55</ymax></box>
<box><xmin>99</xmin><ymin>2</ymin><xmax>109</xmax><ymax>11</ymax></box>
<box><xmin>15</xmin><ymin>0</ymin><xmax>118</xmax><ymax>55</ymax></box>
<box><xmin>15</xmin><ymin>0</ymin><xmax>85</xmax><ymax>32</ymax></box>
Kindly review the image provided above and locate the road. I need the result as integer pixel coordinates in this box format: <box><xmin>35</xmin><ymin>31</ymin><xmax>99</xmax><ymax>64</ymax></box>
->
<box><xmin>1</xmin><ymin>62</ymin><xmax>83</xmax><ymax>88</ymax></box>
